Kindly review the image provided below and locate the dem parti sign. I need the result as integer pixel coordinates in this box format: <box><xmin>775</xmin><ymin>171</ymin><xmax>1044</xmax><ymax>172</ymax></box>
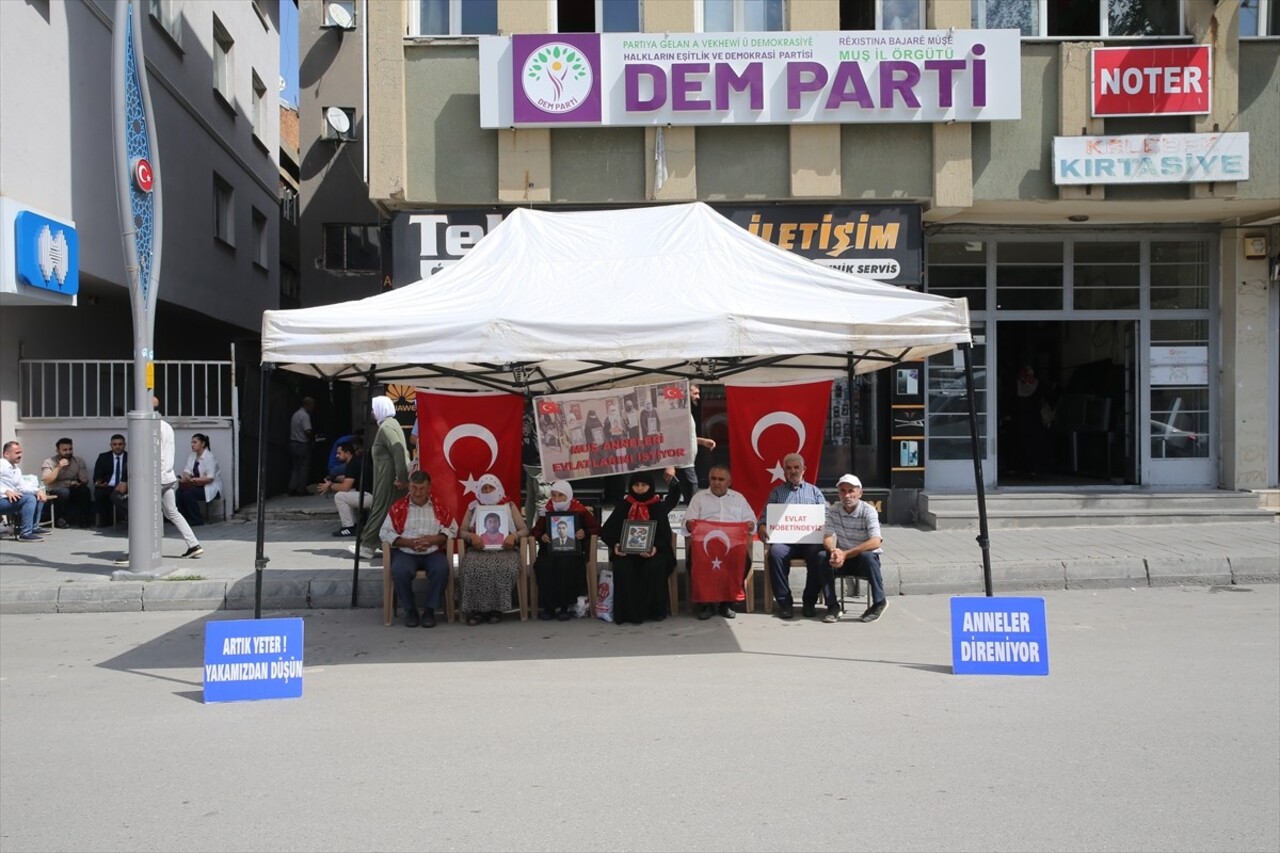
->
<box><xmin>479</xmin><ymin>29</ymin><xmax>1021</xmax><ymax>128</ymax></box>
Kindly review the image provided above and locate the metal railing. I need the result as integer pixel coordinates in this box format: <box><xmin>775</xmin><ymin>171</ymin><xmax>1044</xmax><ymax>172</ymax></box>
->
<box><xmin>19</xmin><ymin>360</ymin><xmax>235</xmax><ymax>419</ymax></box>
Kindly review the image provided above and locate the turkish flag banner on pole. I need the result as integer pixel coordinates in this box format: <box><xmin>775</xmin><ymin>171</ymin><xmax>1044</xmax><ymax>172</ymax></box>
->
<box><xmin>726</xmin><ymin>380</ymin><xmax>832</xmax><ymax>518</ymax></box>
<box><xmin>688</xmin><ymin>520</ymin><xmax>752</xmax><ymax>603</ymax></box>
<box><xmin>416</xmin><ymin>389</ymin><xmax>524</xmax><ymax>521</ymax></box>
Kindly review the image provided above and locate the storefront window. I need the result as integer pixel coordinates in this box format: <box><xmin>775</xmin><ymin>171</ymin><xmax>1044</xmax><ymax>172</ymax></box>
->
<box><xmin>1151</xmin><ymin>241</ymin><xmax>1210</xmax><ymax>310</ymax></box>
<box><xmin>1150</xmin><ymin>319</ymin><xmax>1210</xmax><ymax>459</ymax></box>
<box><xmin>926</xmin><ymin>324</ymin><xmax>986</xmax><ymax>461</ymax></box>
<box><xmin>1073</xmin><ymin>241</ymin><xmax>1140</xmax><ymax>310</ymax></box>
<box><xmin>996</xmin><ymin>242</ymin><xmax>1063</xmax><ymax>310</ymax></box>
<box><xmin>927</xmin><ymin>241</ymin><xmax>988</xmax><ymax>311</ymax></box>
<box><xmin>974</xmin><ymin>0</ymin><xmax>1184</xmax><ymax>38</ymax></box>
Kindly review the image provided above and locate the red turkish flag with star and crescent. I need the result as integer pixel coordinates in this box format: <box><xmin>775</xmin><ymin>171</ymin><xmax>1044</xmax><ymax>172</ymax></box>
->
<box><xmin>726</xmin><ymin>380</ymin><xmax>832</xmax><ymax>518</ymax></box>
<box><xmin>688</xmin><ymin>520</ymin><xmax>752</xmax><ymax>603</ymax></box>
<box><xmin>416</xmin><ymin>389</ymin><xmax>524</xmax><ymax>522</ymax></box>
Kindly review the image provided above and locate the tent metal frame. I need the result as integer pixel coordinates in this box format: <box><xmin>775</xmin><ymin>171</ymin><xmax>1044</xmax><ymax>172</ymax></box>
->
<box><xmin>251</xmin><ymin>348</ymin><xmax>994</xmax><ymax>618</ymax></box>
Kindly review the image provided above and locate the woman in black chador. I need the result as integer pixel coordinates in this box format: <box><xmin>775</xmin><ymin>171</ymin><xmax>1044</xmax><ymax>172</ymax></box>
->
<box><xmin>601</xmin><ymin>471</ymin><xmax>681</xmax><ymax>625</ymax></box>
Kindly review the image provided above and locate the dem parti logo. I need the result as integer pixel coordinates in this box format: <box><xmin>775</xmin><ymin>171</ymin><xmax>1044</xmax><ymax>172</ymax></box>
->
<box><xmin>522</xmin><ymin>42</ymin><xmax>593</xmax><ymax>113</ymax></box>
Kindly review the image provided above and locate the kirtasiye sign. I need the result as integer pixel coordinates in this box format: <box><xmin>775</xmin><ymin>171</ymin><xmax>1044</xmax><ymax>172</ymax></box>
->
<box><xmin>480</xmin><ymin>29</ymin><xmax>1022</xmax><ymax>128</ymax></box>
<box><xmin>1053</xmin><ymin>133</ymin><xmax>1249</xmax><ymax>185</ymax></box>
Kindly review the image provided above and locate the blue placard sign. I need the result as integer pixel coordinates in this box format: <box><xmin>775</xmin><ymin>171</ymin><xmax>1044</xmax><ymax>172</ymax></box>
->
<box><xmin>203</xmin><ymin>617</ymin><xmax>304</xmax><ymax>703</ymax></box>
<box><xmin>950</xmin><ymin>597</ymin><xmax>1049</xmax><ymax>676</ymax></box>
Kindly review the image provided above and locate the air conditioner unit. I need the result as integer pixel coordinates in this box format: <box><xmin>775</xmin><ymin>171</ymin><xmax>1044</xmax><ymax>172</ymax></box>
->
<box><xmin>322</xmin><ymin>1</ymin><xmax>356</xmax><ymax>30</ymax></box>
<box><xmin>323</xmin><ymin>106</ymin><xmax>356</xmax><ymax>142</ymax></box>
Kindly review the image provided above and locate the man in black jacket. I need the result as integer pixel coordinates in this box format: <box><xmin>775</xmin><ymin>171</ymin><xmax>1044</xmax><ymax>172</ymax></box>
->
<box><xmin>92</xmin><ymin>434</ymin><xmax>129</xmax><ymax>527</ymax></box>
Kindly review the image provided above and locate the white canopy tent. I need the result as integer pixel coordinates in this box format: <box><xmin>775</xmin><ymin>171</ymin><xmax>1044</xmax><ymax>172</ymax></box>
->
<box><xmin>260</xmin><ymin>203</ymin><xmax>970</xmax><ymax>392</ymax></box>
<box><xmin>252</xmin><ymin>203</ymin><xmax>993</xmax><ymax>615</ymax></box>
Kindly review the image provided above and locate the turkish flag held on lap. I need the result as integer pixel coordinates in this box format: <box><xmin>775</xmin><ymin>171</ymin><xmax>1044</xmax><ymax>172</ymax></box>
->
<box><xmin>726</xmin><ymin>380</ymin><xmax>832</xmax><ymax>518</ymax></box>
<box><xmin>687</xmin><ymin>520</ymin><xmax>752</xmax><ymax>604</ymax></box>
<box><xmin>416</xmin><ymin>389</ymin><xmax>524</xmax><ymax>521</ymax></box>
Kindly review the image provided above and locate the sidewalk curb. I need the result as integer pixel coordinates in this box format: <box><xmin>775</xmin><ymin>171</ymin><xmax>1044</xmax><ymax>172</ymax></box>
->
<box><xmin>4</xmin><ymin>571</ymin><xmax>1273</xmax><ymax>615</ymax></box>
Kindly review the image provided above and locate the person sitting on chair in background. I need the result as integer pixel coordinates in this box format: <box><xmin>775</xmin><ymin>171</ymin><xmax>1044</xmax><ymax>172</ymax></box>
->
<box><xmin>175</xmin><ymin>433</ymin><xmax>220</xmax><ymax>527</ymax></box>
<box><xmin>319</xmin><ymin>438</ymin><xmax>372</xmax><ymax>538</ymax></box>
<box><xmin>757</xmin><ymin>452</ymin><xmax>827</xmax><ymax>620</ymax></box>
<box><xmin>380</xmin><ymin>471</ymin><xmax>457</xmax><ymax>629</ymax></box>
<box><xmin>1</xmin><ymin>440</ymin><xmax>47</xmax><ymax>541</ymax></box>
<box><xmin>92</xmin><ymin>434</ymin><xmax>129</xmax><ymax>528</ymax></box>
<box><xmin>821</xmin><ymin>474</ymin><xmax>887</xmax><ymax>624</ymax></box>
<box><xmin>531</xmin><ymin>479</ymin><xmax>600</xmax><ymax>621</ymax></box>
<box><xmin>684</xmin><ymin>464</ymin><xmax>756</xmax><ymax>621</ymax></box>
<box><xmin>40</xmin><ymin>438</ymin><xmax>92</xmax><ymax>528</ymax></box>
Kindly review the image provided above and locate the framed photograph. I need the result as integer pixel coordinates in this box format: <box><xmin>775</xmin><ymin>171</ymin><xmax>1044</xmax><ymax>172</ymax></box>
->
<box><xmin>474</xmin><ymin>508</ymin><xmax>511</xmax><ymax>551</ymax></box>
<box><xmin>549</xmin><ymin>514</ymin><xmax>577</xmax><ymax>553</ymax></box>
<box><xmin>620</xmin><ymin>519</ymin><xmax>657</xmax><ymax>554</ymax></box>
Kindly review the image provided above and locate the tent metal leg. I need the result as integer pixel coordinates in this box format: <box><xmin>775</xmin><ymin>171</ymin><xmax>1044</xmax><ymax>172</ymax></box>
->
<box><xmin>961</xmin><ymin>342</ymin><xmax>994</xmax><ymax>597</ymax></box>
<box><xmin>254</xmin><ymin>363</ymin><xmax>273</xmax><ymax>619</ymax></box>
<box><xmin>351</xmin><ymin>372</ymin><xmax>376</xmax><ymax>607</ymax></box>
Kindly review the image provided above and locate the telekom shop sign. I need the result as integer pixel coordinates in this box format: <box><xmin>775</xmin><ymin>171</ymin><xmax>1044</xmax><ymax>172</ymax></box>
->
<box><xmin>1091</xmin><ymin>45</ymin><xmax>1211</xmax><ymax>117</ymax></box>
<box><xmin>479</xmin><ymin>29</ymin><xmax>1021</xmax><ymax>128</ymax></box>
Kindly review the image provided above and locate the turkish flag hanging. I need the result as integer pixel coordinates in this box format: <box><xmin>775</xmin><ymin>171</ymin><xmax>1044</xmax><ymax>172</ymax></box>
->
<box><xmin>687</xmin><ymin>520</ymin><xmax>752</xmax><ymax>603</ymax></box>
<box><xmin>726</xmin><ymin>380</ymin><xmax>832</xmax><ymax>518</ymax></box>
<box><xmin>416</xmin><ymin>389</ymin><xmax>524</xmax><ymax>522</ymax></box>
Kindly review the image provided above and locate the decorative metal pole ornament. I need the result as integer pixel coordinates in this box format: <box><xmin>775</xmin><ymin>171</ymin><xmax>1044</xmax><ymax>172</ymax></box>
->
<box><xmin>111</xmin><ymin>0</ymin><xmax>166</xmax><ymax>577</ymax></box>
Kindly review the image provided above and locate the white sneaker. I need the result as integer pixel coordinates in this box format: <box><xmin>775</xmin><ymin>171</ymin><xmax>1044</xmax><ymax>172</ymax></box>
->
<box><xmin>346</xmin><ymin>544</ymin><xmax>375</xmax><ymax>559</ymax></box>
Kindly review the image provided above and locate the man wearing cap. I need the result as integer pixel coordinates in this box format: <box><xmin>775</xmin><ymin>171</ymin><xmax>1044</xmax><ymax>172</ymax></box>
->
<box><xmin>820</xmin><ymin>474</ymin><xmax>887</xmax><ymax>623</ymax></box>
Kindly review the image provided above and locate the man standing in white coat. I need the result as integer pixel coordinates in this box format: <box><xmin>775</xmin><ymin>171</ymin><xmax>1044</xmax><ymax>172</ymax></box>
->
<box><xmin>155</xmin><ymin>396</ymin><xmax>203</xmax><ymax>558</ymax></box>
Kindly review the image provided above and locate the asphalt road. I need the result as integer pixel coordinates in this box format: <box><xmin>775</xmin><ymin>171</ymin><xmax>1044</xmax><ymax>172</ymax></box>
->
<box><xmin>1</xmin><ymin>585</ymin><xmax>1277</xmax><ymax>853</ymax></box>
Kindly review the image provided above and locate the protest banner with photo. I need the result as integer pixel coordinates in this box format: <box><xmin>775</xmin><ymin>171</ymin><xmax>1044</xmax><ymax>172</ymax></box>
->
<box><xmin>534</xmin><ymin>379</ymin><xmax>695</xmax><ymax>482</ymax></box>
<box><xmin>726</xmin><ymin>380</ymin><xmax>832</xmax><ymax>517</ymax></box>
<box><xmin>687</xmin><ymin>520</ymin><xmax>752</xmax><ymax>604</ymax></box>
<box><xmin>416</xmin><ymin>389</ymin><xmax>523</xmax><ymax>521</ymax></box>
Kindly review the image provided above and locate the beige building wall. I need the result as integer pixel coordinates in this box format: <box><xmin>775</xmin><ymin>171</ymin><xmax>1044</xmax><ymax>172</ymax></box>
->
<box><xmin>643</xmin><ymin>0</ymin><xmax>697</xmax><ymax>200</ymax></box>
<box><xmin>497</xmin><ymin>2</ymin><xmax>552</xmax><ymax>203</ymax></box>
<box><xmin>367</xmin><ymin>2</ymin><xmax>407</xmax><ymax>204</ymax></box>
<box><xmin>1219</xmin><ymin>231</ymin><xmax>1275</xmax><ymax>491</ymax></box>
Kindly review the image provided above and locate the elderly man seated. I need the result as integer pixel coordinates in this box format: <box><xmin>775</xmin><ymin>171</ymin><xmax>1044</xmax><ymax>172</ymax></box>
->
<box><xmin>819</xmin><ymin>474</ymin><xmax>888</xmax><ymax>624</ymax></box>
<box><xmin>380</xmin><ymin>471</ymin><xmax>458</xmax><ymax>629</ymax></box>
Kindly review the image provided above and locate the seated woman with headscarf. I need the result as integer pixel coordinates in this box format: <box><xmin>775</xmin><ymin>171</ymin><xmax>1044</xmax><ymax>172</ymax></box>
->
<box><xmin>458</xmin><ymin>474</ymin><xmax>529</xmax><ymax>626</ymax></box>
<box><xmin>531</xmin><ymin>479</ymin><xmax>601</xmax><ymax>621</ymax></box>
<box><xmin>601</xmin><ymin>470</ymin><xmax>681</xmax><ymax>625</ymax></box>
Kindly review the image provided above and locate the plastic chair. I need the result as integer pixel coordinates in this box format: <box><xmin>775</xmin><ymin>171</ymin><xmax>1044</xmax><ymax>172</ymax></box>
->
<box><xmin>529</xmin><ymin>534</ymin><xmax>598</xmax><ymax>615</ymax></box>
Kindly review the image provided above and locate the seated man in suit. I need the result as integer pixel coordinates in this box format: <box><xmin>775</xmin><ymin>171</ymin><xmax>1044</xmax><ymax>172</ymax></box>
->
<box><xmin>40</xmin><ymin>437</ymin><xmax>92</xmax><ymax>528</ymax></box>
<box><xmin>92</xmin><ymin>434</ymin><xmax>129</xmax><ymax>528</ymax></box>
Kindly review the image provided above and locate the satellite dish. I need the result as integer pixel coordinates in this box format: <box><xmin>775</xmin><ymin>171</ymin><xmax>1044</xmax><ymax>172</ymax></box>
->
<box><xmin>326</xmin><ymin>2</ymin><xmax>354</xmax><ymax>29</ymax></box>
<box><xmin>325</xmin><ymin>107</ymin><xmax>351</xmax><ymax>136</ymax></box>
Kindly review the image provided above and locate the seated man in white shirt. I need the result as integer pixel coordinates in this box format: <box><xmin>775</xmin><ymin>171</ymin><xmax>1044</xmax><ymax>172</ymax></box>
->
<box><xmin>1</xmin><ymin>441</ymin><xmax>48</xmax><ymax>541</ymax></box>
<box><xmin>684</xmin><ymin>464</ymin><xmax>757</xmax><ymax>620</ymax></box>
<box><xmin>379</xmin><ymin>471</ymin><xmax>458</xmax><ymax>629</ymax></box>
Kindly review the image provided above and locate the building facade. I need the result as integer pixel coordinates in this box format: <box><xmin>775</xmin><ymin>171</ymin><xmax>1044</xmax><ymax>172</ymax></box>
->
<box><xmin>302</xmin><ymin>0</ymin><xmax>1278</xmax><ymax>517</ymax></box>
<box><xmin>0</xmin><ymin>0</ymin><xmax>285</xmax><ymax>511</ymax></box>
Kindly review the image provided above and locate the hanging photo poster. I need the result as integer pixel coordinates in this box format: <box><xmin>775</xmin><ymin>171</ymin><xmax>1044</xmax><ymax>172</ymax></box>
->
<box><xmin>534</xmin><ymin>380</ymin><xmax>696</xmax><ymax>482</ymax></box>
